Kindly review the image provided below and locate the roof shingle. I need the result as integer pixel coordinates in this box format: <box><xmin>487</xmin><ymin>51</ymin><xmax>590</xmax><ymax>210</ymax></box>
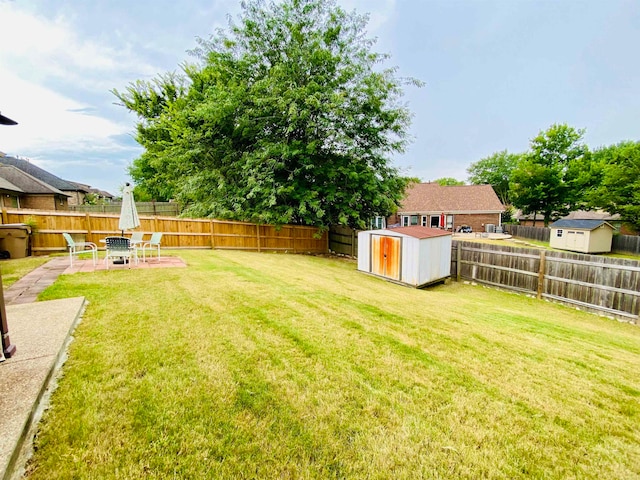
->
<box><xmin>399</xmin><ymin>183</ymin><xmax>503</xmax><ymax>213</ymax></box>
<box><xmin>0</xmin><ymin>165</ymin><xmax>68</xmax><ymax>195</ymax></box>
<box><xmin>0</xmin><ymin>155</ymin><xmax>84</xmax><ymax>192</ymax></box>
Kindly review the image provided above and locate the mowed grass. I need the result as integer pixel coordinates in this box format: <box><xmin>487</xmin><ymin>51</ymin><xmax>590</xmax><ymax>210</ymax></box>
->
<box><xmin>0</xmin><ymin>255</ymin><xmax>52</xmax><ymax>288</ymax></box>
<box><xmin>26</xmin><ymin>250</ymin><xmax>640</xmax><ymax>479</ymax></box>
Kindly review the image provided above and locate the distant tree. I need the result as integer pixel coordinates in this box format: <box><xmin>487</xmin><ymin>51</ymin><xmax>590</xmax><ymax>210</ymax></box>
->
<box><xmin>434</xmin><ymin>177</ymin><xmax>464</xmax><ymax>186</ymax></box>
<box><xmin>467</xmin><ymin>150</ymin><xmax>521</xmax><ymax>205</ymax></box>
<box><xmin>587</xmin><ymin>141</ymin><xmax>640</xmax><ymax>232</ymax></box>
<box><xmin>510</xmin><ymin>124</ymin><xmax>588</xmax><ymax>226</ymax></box>
<box><xmin>113</xmin><ymin>0</ymin><xmax>420</xmax><ymax>229</ymax></box>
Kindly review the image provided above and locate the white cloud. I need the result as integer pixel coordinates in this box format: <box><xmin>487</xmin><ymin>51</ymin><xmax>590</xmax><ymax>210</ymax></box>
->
<box><xmin>0</xmin><ymin>70</ymin><xmax>130</xmax><ymax>155</ymax></box>
<box><xmin>0</xmin><ymin>2</ymin><xmax>159</xmax><ymax>93</ymax></box>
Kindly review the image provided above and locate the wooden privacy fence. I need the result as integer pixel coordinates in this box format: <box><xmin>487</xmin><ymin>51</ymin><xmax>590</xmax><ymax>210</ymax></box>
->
<box><xmin>1</xmin><ymin>208</ymin><xmax>327</xmax><ymax>255</ymax></box>
<box><xmin>329</xmin><ymin>225</ymin><xmax>359</xmax><ymax>257</ymax></box>
<box><xmin>452</xmin><ymin>241</ymin><xmax>640</xmax><ymax>323</ymax></box>
<box><xmin>509</xmin><ymin>224</ymin><xmax>640</xmax><ymax>255</ymax></box>
<box><xmin>507</xmin><ymin>225</ymin><xmax>551</xmax><ymax>242</ymax></box>
<box><xmin>612</xmin><ymin>234</ymin><xmax>640</xmax><ymax>255</ymax></box>
<box><xmin>69</xmin><ymin>201</ymin><xmax>180</xmax><ymax>216</ymax></box>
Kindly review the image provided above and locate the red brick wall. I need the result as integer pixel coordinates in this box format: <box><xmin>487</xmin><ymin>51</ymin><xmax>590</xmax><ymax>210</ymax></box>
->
<box><xmin>452</xmin><ymin>213</ymin><xmax>501</xmax><ymax>233</ymax></box>
<box><xmin>387</xmin><ymin>212</ymin><xmax>501</xmax><ymax>232</ymax></box>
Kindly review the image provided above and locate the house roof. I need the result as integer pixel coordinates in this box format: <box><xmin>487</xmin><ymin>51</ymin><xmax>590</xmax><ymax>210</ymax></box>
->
<box><xmin>549</xmin><ymin>219</ymin><xmax>615</xmax><ymax>230</ymax></box>
<box><xmin>0</xmin><ymin>155</ymin><xmax>83</xmax><ymax>192</ymax></box>
<box><xmin>88</xmin><ymin>188</ymin><xmax>115</xmax><ymax>198</ymax></box>
<box><xmin>398</xmin><ymin>183</ymin><xmax>504</xmax><ymax>213</ymax></box>
<box><xmin>387</xmin><ymin>226</ymin><xmax>452</xmax><ymax>239</ymax></box>
<box><xmin>562</xmin><ymin>210</ymin><xmax>621</xmax><ymax>221</ymax></box>
<box><xmin>0</xmin><ymin>176</ymin><xmax>23</xmax><ymax>193</ymax></box>
<box><xmin>515</xmin><ymin>209</ymin><xmax>621</xmax><ymax>222</ymax></box>
<box><xmin>0</xmin><ymin>165</ymin><xmax>69</xmax><ymax>196</ymax></box>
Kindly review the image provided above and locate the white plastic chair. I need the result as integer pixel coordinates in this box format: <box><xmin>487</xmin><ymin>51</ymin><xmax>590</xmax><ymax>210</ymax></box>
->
<box><xmin>62</xmin><ymin>233</ymin><xmax>97</xmax><ymax>267</ymax></box>
<box><xmin>129</xmin><ymin>231</ymin><xmax>145</xmax><ymax>248</ymax></box>
<box><xmin>141</xmin><ymin>232</ymin><xmax>163</xmax><ymax>262</ymax></box>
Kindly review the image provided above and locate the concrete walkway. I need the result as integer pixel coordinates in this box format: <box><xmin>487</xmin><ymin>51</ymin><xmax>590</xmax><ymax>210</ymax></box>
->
<box><xmin>0</xmin><ymin>255</ymin><xmax>186</xmax><ymax>479</ymax></box>
<box><xmin>0</xmin><ymin>297</ymin><xmax>85</xmax><ymax>480</ymax></box>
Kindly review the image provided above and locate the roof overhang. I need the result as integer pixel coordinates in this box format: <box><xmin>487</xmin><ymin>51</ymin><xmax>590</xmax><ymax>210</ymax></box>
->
<box><xmin>0</xmin><ymin>112</ymin><xmax>18</xmax><ymax>125</ymax></box>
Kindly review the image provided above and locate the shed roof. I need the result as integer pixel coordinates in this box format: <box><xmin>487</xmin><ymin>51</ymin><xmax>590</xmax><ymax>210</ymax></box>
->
<box><xmin>399</xmin><ymin>183</ymin><xmax>503</xmax><ymax>213</ymax></box>
<box><xmin>386</xmin><ymin>226</ymin><xmax>452</xmax><ymax>239</ymax></box>
<box><xmin>550</xmin><ymin>219</ymin><xmax>614</xmax><ymax>230</ymax></box>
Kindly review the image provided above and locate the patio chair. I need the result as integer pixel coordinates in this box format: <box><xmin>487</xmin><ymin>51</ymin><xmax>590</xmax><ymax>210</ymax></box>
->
<box><xmin>62</xmin><ymin>232</ymin><xmax>97</xmax><ymax>267</ymax></box>
<box><xmin>129</xmin><ymin>231</ymin><xmax>145</xmax><ymax>248</ymax></box>
<box><xmin>141</xmin><ymin>232</ymin><xmax>163</xmax><ymax>262</ymax></box>
<box><xmin>104</xmin><ymin>236</ymin><xmax>137</xmax><ymax>269</ymax></box>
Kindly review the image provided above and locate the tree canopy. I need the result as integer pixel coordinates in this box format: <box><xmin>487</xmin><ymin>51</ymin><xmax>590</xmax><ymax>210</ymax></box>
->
<box><xmin>510</xmin><ymin>124</ymin><xmax>587</xmax><ymax>226</ymax></box>
<box><xmin>114</xmin><ymin>0</ymin><xmax>419</xmax><ymax>229</ymax></box>
<box><xmin>467</xmin><ymin>150</ymin><xmax>521</xmax><ymax>206</ymax></box>
<box><xmin>433</xmin><ymin>177</ymin><xmax>465</xmax><ymax>186</ymax></box>
<box><xmin>587</xmin><ymin>141</ymin><xmax>640</xmax><ymax>232</ymax></box>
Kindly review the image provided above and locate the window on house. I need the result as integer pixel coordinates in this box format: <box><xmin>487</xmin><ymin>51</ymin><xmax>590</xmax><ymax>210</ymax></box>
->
<box><xmin>421</xmin><ymin>216</ymin><xmax>428</xmax><ymax>227</ymax></box>
<box><xmin>430</xmin><ymin>216</ymin><xmax>440</xmax><ymax>228</ymax></box>
<box><xmin>402</xmin><ymin>216</ymin><xmax>409</xmax><ymax>227</ymax></box>
<box><xmin>410</xmin><ymin>215</ymin><xmax>418</xmax><ymax>226</ymax></box>
<box><xmin>446</xmin><ymin>215</ymin><xmax>453</xmax><ymax>229</ymax></box>
<box><xmin>371</xmin><ymin>216</ymin><xmax>385</xmax><ymax>229</ymax></box>
<box><xmin>556</xmin><ymin>229</ymin><xmax>563</xmax><ymax>237</ymax></box>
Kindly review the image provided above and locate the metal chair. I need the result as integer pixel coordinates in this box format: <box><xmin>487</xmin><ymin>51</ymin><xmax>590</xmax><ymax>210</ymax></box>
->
<box><xmin>141</xmin><ymin>232</ymin><xmax>163</xmax><ymax>262</ymax></box>
<box><xmin>104</xmin><ymin>236</ymin><xmax>137</xmax><ymax>269</ymax></box>
<box><xmin>62</xmin><ymin>233</ymin><xmax>97</xmax><ymax>267</ymax></box>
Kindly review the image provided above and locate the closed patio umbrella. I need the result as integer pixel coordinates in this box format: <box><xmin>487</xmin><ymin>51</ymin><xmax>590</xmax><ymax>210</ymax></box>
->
<box><xmin>118</xmin><ymin>182</ymin><xmax>140</xmax><ymax>235</ymax></box>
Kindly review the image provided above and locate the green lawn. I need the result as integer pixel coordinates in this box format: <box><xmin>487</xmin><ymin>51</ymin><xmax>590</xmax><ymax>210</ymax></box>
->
<box><xmin>25</xmin><ymin>250</ymin><xmax>640</xmax><ymax>479</ymax></box>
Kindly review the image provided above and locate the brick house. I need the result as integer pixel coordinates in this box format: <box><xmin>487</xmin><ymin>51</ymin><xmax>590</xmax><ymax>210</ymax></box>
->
<box><xmin>0</xmin><ymin>154</ymin><xmax>87</xmax><ymax>205</ymax></box>
<box><xmin>387</xmin><ymin>183</ymin><xmax>504</xmax><ymax>233</ymax></box>
<box><xmin>0</xmin><ymin>165</ymin><xmax>70</xmax><ymax>210</ymax></box>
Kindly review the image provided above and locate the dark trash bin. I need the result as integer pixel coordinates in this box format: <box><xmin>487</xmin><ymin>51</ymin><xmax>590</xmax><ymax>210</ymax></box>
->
<box><xmin>0</xmin><ymin>224</ymin><xmax>32</xmax><ymax>259</ymax></box>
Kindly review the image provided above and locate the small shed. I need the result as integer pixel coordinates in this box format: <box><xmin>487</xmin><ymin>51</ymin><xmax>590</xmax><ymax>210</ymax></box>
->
<box><xmin>549</xmin><ymin>219</ymin><xmax>615</xmax><ymax>253</ymax></box>
<box><xmin>357</xmin><ymin>226</ymin><xmax>452</xmax><ymax>288</ymax></box>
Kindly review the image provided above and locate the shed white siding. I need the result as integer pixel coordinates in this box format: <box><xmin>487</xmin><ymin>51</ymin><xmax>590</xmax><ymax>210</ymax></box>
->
<box><xmin>357</xmin><ymin>227</ymin><xmax>451</xmax><ymax>288</ymax></box>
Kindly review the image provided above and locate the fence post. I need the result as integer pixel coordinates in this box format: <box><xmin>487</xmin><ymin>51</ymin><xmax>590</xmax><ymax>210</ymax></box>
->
<box><xmin>351</xmin><ymin>229</ymin><xmax>356</xmax><ymax>258</ymax></box>
<box><xmin>537</xmin><ymin>250</ymin><xmax>546</xmax><ymax>299</ymax></box>
<box><xmin>210</xmin><ymin>220</ymin><xmax>216</xmax><ymax>249</ymax></box>
<box><xmin>85</xmin><ymin>213</ymin><xmax>92</xmax><ymax>240</ymax></box>
<box><xmin>256</xmin><ymin>224</ymin><xmax>261</xmax><ymax>252</ymax></box>
<box><xmin>1</xmin><ymin>208</ymin><xmax>7</xmax><ymax>224</ymax></box>
<box><xmin>292</xmin><ymin>227</ymin><xmax>297</xmax><ymax>253</ymax></box>
<box><xmin>456</xmin><ymin>243</ymin><xmax>462</xmax><ymax>281</ymax></box>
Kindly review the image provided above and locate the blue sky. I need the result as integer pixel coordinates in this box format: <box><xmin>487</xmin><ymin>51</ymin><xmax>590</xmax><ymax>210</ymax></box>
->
<box><xmin>1</xmin><ymin>0</ymin><xmax>638</xmax><ymax>197</ymax></box>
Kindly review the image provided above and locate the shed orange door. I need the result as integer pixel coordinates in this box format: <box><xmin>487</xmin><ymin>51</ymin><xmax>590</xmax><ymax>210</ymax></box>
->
<box><xmin>371</xmin><ymin>235</ymin><xmax>401</xmax><ymax>280</ymax></box>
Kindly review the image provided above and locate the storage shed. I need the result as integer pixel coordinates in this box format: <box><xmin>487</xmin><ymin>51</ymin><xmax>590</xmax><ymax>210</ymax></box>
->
<box><xmin>357</xmin><ymin>226</ymin><xmax>452</xmax><ymax>288</ymax></box>
<box><xmin>549</xmin><ymin>219</ymin><xmax>615</xmax><ymax>253</ymax></box>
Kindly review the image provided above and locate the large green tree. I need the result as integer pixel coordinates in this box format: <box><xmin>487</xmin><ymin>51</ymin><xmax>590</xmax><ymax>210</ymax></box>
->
<box><xmin>510</xmin><ymin>124</ymin><xmax>588</xmax><ymax>226</ymax></box>
<box><xmin>114</xmin><ymin>0</ymin><xmax>419</xmax><ymax>229</ymax></box>
<box><xmin>587</xmin><ymin>141</ymin><xmax>640</xmax><ymax>232</ymax></box>
<box><xmin>466</xmin><ymin>150</ymin><xmax>521</xmax><ymax>205</ymax></box>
